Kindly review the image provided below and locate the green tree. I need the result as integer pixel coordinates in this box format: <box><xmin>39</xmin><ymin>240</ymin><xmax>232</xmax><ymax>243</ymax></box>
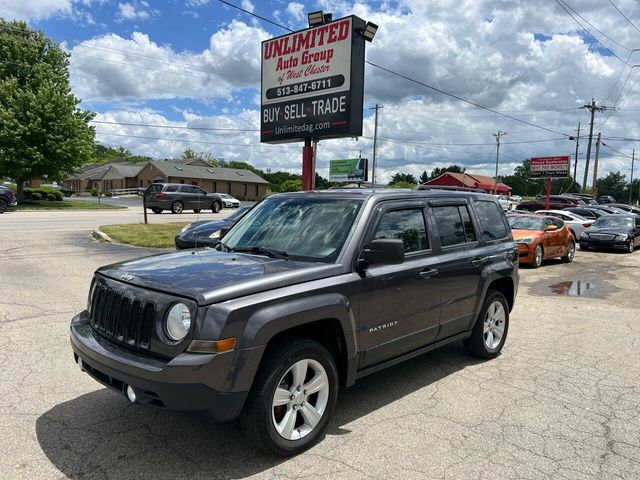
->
<box><xmin>388</xmin><ymin>181</ymin><xmax>416</xmax><ymax>189</ymax></box>
<box><xmin>596</xmin><ymin>171</ymin><xmax>627</xmax><ymax>200</ymax></box>
<box><xmin>279</xmin><ymin>178</ymin><xmax>302</xmax><ymax>192</ymax></box>
<box><xmin>0</xmin><ymin>20</ymin><xmax>95</xmax><ymax>201</ymax></box>
<box><xmin>428</xmin><ymin>164</ymin><xmax>465</xmax><ymax>180</ymax></box>
<box><xmin>419</xmin><ymin>170</ymin><xmax>429</xmax><ymax>184</ymax></box>
<box><xmin>94</xmin><ymin>144</ymin><xmax>151</xmax><ymax>163</ymax></box>
<box><xmin>389</xmin><ymin>172</ymin><xmax>417</xmax><ymax>185</ymax></box>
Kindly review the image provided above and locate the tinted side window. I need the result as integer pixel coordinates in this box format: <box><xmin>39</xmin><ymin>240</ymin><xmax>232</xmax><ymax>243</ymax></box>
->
<box><xmin>372</xmin><ymin>209</ymin><xmax>429</xmax><ymax>253</ymax></box>
<box><xmin>474</xmin><ymin>201</ymin><xmax>509</xmax><ymax>241</ymax></box>
<box><xmin>432</xmin><ymin>206</ymin><xmax>467</xmax><ymax>247</ymax></box>
<box><xmin>180</xmin><ymin>186</ymin><xmax>196</xmax><ymax>193</ymax></box>
<box><xmin>165</xmin><ymin>185</ymin><xmax>179</xmax><ymax>192</ymax></box>
<box><xmin>459</xmin><ymin>205</ymin><xmax>477</xmax><ymax>242</ymax></box>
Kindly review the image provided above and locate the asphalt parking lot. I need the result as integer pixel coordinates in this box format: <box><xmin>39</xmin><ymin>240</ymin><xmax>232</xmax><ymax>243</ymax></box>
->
<box><xmin>1</xmin><ymin>211</ymin><xmax>639</xmax><ymax>479</ymax></box>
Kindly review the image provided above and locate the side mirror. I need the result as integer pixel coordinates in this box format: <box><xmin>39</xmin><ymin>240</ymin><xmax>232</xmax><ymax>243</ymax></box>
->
<box><xmin>361</xmin><ymin>239</ymin><xmax>405</xmax><ymax>267</ymax></box>
<box><xmin>545</xmin><ymin>225</ymin><xmax>558</xmax><ymax>231</ymax></box>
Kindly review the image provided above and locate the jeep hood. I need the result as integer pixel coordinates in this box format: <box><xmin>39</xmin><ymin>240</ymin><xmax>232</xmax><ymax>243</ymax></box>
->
<box><xmin>97</xmin><ymin>249</ymin><xmax>342</xmax><ymax>305</ymax></box>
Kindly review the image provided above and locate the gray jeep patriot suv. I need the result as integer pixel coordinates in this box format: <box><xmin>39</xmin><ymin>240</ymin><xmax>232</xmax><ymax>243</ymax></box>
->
<box><xmin>70</xmin><ymin>189</ymin><xmax>518</xmax><ymax>455</ymax></box>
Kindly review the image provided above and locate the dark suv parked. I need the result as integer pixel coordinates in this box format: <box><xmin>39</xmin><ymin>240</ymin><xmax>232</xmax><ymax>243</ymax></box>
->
<box><xmin>0</xmin><ymin>185</ymin><xmax>17</xmax><ymax>213</ymax></box>
<box><xmin>144</xmin><ymin>183</ymin><xmax>223</xmax><ymax>214</ymax></box>
<box><xmin>70</xmin><ymin>190</ymin><xmax>518</xmax><ymax>456</ymax></box>
<box><xmin>516</xmin><ymin>195</ymin><xmax>583</xmax><ymax>211</ymax></box>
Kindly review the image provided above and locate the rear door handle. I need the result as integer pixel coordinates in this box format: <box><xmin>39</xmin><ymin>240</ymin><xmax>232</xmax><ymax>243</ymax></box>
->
<box><xmin>419</xmin><ymin>268</ymin><xmax>438</xmax><ymax>278</ymax></box>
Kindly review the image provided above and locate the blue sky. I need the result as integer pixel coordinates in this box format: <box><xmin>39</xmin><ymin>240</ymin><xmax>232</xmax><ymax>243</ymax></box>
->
<box><xmin>4</xmin><ymin>0</ymin><xmax>640</xmax><ymax>183</ymax></box>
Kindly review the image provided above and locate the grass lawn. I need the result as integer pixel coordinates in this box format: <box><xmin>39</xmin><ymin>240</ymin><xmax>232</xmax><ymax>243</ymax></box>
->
<box><xmin>17</xmin><ymin>199</ymin><xmax>125</xmax><ymax>210</ymax></box>
<box><xmin>99</xmin><ymin>223</ymin><xmax>188</xmax><ymax>248</ymax></box>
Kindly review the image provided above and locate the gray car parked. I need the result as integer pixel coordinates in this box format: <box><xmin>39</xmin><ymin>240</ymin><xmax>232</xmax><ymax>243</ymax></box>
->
<box><xmin>144</xmin><ymin>183</ymin><xmax>223</xmax><ymax>214</ymax></box>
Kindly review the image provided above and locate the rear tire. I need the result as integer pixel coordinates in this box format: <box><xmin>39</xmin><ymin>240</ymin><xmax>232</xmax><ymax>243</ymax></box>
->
<box><xmin>151</xmin><ymin>207</ymin><xmax>162</xmax><ymax>214</ymax></box>
<box><xmin>561</xmin><ymin>241</ymin><xmax>575</xmax><ymax>263</ymax></box>
<box><xmin>463</xmin><ymin>290</ymin><xmax>509</xmax><ymax>359</ymax></box>
<box><xmin>530</xmin><ymin>244</ymin><xmax>543</xmax><ymax>268</ymax></box>
<box><xmin>211</xmin><ymin>201</ymin><xmax>221</xmax><ymax>213</ymax></box>
<box><xmin>171</xmin><ymin>201</ymin><xmax>183</xmax><ymax>214</ymax></box>
<box><xmin>240</xmin><ymin>337</ymin><xmax>338</xmax><ymax>456</ymax></box>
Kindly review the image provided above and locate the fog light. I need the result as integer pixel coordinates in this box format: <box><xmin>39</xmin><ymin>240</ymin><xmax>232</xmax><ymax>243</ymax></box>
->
<box><xmin>125</xmin><ymin>385</ymin><xmax>137</xmax><ymax>403</ymax></box>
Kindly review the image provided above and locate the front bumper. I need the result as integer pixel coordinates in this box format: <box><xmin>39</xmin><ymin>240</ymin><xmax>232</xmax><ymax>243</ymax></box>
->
<box><xmin>9</xmin><ymin>198</ymin><xmax>17</xmax><ymax>206</ymax></box>
<box><xmin>516</xmin><ymin>243</ymin><xmax>535</xmax><ymax>263</ymax></box>
<box><xmin>70</xmin><ymin>312</ymin><xmax>251</xmax><ymax>422</ymax></box>
<box><xmin>579</xmin><ymin>238</ymin><xmax>629</xmax><ymax>250</ymax></box>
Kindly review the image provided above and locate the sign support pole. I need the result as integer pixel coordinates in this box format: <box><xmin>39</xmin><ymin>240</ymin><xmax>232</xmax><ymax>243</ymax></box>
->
<box><xmin>302</xmin><ymin>138</ymin><xmax>313</xmax><ymax>191</ymax></box>
<box><xmin>545</xmin><ymin>177</ymin><xmax>551</xmax><ymax>209</ymax></box>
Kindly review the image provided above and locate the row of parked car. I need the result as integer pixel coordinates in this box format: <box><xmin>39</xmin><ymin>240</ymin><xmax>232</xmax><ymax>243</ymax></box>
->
<box><xmin>143</xmin><ymin>183</ymin><xmax>241</xmax><ymax>214</ymax></box>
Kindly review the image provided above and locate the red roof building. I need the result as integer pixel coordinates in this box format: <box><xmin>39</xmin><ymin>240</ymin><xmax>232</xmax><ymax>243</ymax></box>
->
<box><xmin>421</xmin><ymin>172</ymin><xmax>512</xmax><ymax>195</ymax></box>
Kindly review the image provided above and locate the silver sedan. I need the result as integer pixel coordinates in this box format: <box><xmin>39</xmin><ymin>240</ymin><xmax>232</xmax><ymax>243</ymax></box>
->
<box><xmin>535</xmin><ymin>209</ymin><xmax>594</xmax><ymax>239</ymax></box>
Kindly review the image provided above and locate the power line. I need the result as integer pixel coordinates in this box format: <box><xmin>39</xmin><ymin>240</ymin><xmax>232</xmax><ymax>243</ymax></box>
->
<box><xmin>607</xmin><ymin>0</ymin><xmax>640</xmax><ymax>35</ymax></box>
<box><xmin>217</xmin><ymin>0</ymin><xmax>571</xmax><ymax>138</ymax></box>
<box><xmin>90</xmin><ymin>119</ymin><xmax>258</xmax><ymax>132</ymax></box>
<box><xmin>554</xmin><ymin>0</ymin><xmax>628</xmax><ymax>63</ymax></box>
<box><xmin>557</xmin><ymin>0</ymin><xmax>630</xmax><ymax>51</ymax></box>
<box><xmin>363</xmin><ymin>136</ymin><xmax>567</xmax><ymax>146</ymax></box>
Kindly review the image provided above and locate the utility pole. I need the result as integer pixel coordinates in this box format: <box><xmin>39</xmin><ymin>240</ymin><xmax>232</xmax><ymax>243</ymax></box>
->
<box><xmin>493</xmin><ymin>131</ymin><xmax>507</xmax><ymax>194</ymax></box>
<box><xmin>370</xmin><ymin>103</ymin><xmax>383</xmax><ymax>189</ymax></box>
<box><xmin>581</xmin><ymin>99</ymin><xmax>615</xmax><ymax>191</ymax></box>
<box><xmin>630</xmin><ymin>149</ymin><xmax>636</xmax><ymax>205</ymax></box>
<box><xmin>591</xmin><ymin>132</ymin><xmax>602</xmax><ymax>198</ymax></box>
<box><xmin>571</xmin><ymin>122</ymin><xmax>580</xmax><ymax>186</ymax></box>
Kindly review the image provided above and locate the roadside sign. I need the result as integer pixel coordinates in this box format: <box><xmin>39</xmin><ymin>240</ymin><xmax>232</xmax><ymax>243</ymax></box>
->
<box><xmin>329</xmin><ymin>158</ymin><xmax>368</xmax><ymax>182</ymax></box>
<box><xmin>260</xmin><ymin>16</ymin><xmax>366</xmax><ymax>144</ymax></box>
<box><xmin>530</xmin><ymin>156</ymin><xmax>570</xmax><ymax>178</ymax></box>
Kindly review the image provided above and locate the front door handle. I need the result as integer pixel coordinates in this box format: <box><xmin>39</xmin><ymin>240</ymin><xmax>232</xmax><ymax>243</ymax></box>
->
<box><xmin>419</xmin><ymin>268</ymin><xmax>438</xmax><ymax>279</ymax></box>
<box><xmin>471</xmin><ymin>256</ymin><xmax>488</xmax><ymax>266</ymax></box>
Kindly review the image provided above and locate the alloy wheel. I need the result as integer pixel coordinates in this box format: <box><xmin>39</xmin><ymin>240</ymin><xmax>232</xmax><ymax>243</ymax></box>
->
<box><xmin>271</xmin><ymin>359</ymin><xmax>329</xmax><ymax>441</ymax></box>
<box><xmin>483</xmin><ymin>301</ymin><xmax>506</xmax><ymax>350</ymax></box>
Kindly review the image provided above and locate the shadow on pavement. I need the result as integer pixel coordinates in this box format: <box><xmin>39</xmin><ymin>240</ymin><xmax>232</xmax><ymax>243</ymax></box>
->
<box><xmin>36</xmin><ymin>342</ymin><xmax>481</xmax><ymax>479</ymax></box>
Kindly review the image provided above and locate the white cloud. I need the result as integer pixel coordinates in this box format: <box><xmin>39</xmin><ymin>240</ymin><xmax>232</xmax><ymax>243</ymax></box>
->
<box><xmin>116</xmin><ymin>2</ymin><xmax>152</xmax><ymax>21</ymax></box>
<box><xmin>240</xmin><ymin>0</ymin><xmax>254</xmax><ymax>14</ymax></box>
<box><xmin>286</xmin><ymin>2</ymin><xmax>305</xmax><ymax>22</ymax></box>
<box><xmin>70</xmin><ymin>21</ymin><xmax>270</xmax><ymax>101</ymax></box>
<box><xmin>0</xmin><ymin>0</ymin><xmax>74</xmax><ymax>21</ymax></box>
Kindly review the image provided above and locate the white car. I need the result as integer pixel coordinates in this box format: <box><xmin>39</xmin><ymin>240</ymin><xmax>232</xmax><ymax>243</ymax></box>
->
<box><xmin>219</xmin><ymin>193</ymin><xmax>240</xmax><ymax>208</ymax></box>
<box><xmin>535</xmin><ymin>209</ymin><xmax>595</xmax><ymax>239</ymax></box>
<box><xmin>495</xmin><ymin>195</ymin><xmax>513</xmax><ymax>211</ymax></box>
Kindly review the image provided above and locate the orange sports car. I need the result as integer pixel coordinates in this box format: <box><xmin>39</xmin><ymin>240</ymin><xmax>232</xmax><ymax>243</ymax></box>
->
<box><xmin>507</xmin><ymin>213</ymin><xmax>575</xmax><ymax>268</ymax></box>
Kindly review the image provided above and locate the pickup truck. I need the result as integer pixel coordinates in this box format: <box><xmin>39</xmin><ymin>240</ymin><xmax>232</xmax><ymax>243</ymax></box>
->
<box><xmin>70</xmin><ymin>189</ymin><xmax>518</xmax><ymax>455</ymax></box>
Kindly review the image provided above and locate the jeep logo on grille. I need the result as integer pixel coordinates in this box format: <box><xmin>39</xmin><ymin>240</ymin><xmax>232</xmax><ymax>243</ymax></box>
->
<box><xmin>121</xmin><ymin>273</ymin><xmax>135</xmax><ymax>281</ymax></box>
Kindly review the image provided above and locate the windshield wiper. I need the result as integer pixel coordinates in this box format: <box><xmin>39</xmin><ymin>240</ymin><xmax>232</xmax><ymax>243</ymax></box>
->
<box><xmin>227</xmin><ymin>245</ymin><xmax>289</xmax><ymax>260</ymax></box>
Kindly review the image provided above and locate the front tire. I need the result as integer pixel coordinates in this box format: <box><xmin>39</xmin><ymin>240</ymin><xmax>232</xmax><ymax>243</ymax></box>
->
<box><xmin>240</xmin><ymin>338</ymin><xmax>338</xmax><ymax>456</ymax></box>
<box><xmin>626</xmin><ymin>240</ymin><xmax>634</xmax><ymax>253</ymax></box>
<box><xmin>0</xmin><ymin>199</ymin><xmax>7</xmax><ymax>214</ymax></box>
<box><xmin>561</xmin><ymin>241</ymin><xmax>575</xmax><ymax>263</ymax></box>
<box><xmin>170</xmin><ymin>201</ymin><xmax>183</xmax><ymax>214</ymax></box>
<box><xmin>463</xmin><ymin>290</ymin><xmax>509</xmax><ymax>359</ymax></box>
<box><xmin>211</xmin><ymin>201</ymin><xmax>221</xmax><ymax>213</ymax></box>
<box><xmin>530</xmin><ymin>244</ymin><xmax>543</xmax><ymax>268</ymax></box>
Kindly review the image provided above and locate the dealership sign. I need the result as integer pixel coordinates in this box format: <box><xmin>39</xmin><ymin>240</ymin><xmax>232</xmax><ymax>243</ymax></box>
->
<box><xmin>261</xmin><ymin>16</ymin><xmax>366</xmax><ymax>143</ymax></box>
<box><xmin>530</xmin><ymin>156</ymin><xmax>570</xmax><ymax>178</ymax></box>
<box><xmin>329</xmin><ymin>158</ymin><xmax>368</xmax><ymax>182</ymax></box>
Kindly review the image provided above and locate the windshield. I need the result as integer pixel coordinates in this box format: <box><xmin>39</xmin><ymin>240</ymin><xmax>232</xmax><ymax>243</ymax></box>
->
<box><xmin>220</xmin><ymin>196</ymin><xmax>363</xmax><ymax>263</ymax></box>
<box><xmin>508</xmin><ymin>216</ymin><xmax>545</xmax><ymax>231</ymax></box>
<box><xmin>592</xmin><ymin>216</ymin><xmax>633</xmax><ymax>228</ymax></box>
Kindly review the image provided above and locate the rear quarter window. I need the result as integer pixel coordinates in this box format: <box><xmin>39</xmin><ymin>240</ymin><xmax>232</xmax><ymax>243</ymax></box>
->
<box><xmin>473</xmin><ymin>200</ymin><xmax>509</xmax><ymax>241</ymax></box>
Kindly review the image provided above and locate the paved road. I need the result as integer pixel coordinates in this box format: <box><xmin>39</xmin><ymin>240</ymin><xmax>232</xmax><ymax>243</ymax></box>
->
<box><xmin>0</xmin><ymin>206</ymin><xmax>230</xmax><ymax>232</ymax></box>
<box><xmin>0</xmin><ymin>223</ymin><xmax>639</xmax><ymax>479</ymax></box>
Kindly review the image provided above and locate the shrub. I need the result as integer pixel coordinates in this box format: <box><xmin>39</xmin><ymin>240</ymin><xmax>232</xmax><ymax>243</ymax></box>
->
<box><xmin>47</xmin><ymin>193</ymin><xmax>56</xmax><ymax>201</ymax></box>
<box><xmin>90</xmin><ymin>187</ymin><xmax>98</xmax><ymax>196</ymax></box>
<box><xmin>31</xmin><ymin>192</ymin><xmax>42</xmax><ymax>200</ymax></box>
<box><xmin>24</xmin><ymin>187</ymin><xmax>63</xmax><ymax>201</ymax></box>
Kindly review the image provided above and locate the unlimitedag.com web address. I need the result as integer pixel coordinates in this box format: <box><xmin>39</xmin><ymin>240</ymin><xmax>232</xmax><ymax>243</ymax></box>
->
<box><xmin>275</xmin><ymin>122</ymin><xmax>331</xmax><ymax>135</ymax></box>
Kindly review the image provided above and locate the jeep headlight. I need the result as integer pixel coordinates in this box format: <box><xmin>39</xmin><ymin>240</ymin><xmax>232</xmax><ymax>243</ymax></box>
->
<box><xmin>616</xmin><ymin>233</ymin><xmax>628</xmax><ymax>241</ymax></box>
<box><xmin>180</xmin><ymin>223</ymin><xmax>192</xmax><ymax>233</ymax></box>
<box><xmin>517</xmin><ymin>236</ymin><xmax>534</xmax><ymax>244</ymax></box>
<box><xmin>209</xmin><ymin>230</ymin><xmax>221</xmax><ymax>239</ymax></box>
<box><xmin>165</xmin><ymin>303</ymin><xmax>191</xmax><ymax>341</ymax></box>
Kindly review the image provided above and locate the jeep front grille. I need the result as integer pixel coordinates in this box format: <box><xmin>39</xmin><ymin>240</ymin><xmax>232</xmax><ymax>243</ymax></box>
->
<box><xmin>90</xmin><ymin>283</ymin><xmax>155</xmax><ymax>350</ymax></box>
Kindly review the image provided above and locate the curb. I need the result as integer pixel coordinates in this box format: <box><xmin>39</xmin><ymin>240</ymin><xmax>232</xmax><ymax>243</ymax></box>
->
<box><xmin>92</xmin><ymin>227</ymin><xmax>113</xmax><ymax>243</ymax></box>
